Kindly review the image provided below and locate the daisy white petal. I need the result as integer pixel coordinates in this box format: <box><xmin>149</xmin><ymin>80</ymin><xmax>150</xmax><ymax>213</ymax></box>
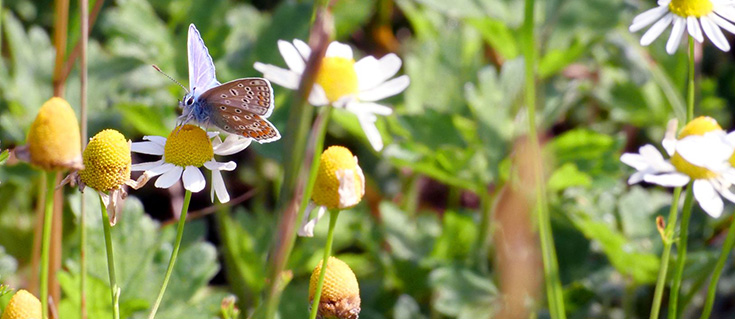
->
<box><xmin>253</xmin><ymin>62</ymin><xmax>301</xmax><ymax>90</ymax></box>
<box><xmin>211</xmin><ymin>169</ymin><xmax>230</xmax><ymax>203</ymax></box>
<box><xmin>630</xmin><ymin>5</ymin><xmax>671</xmax><ymax>32</ymax></box>
<box><xmin>644</xmin><ymin>172</ymin><xmax>690</xmax><ymax>187</ymax></box>
<box><xmin>358</xmin><ymin>75</ymin><xmax>411</xmax><ymax>102</ymax></box>
<box><xmin>143</xmin><ymin>135</ymin><xmax>167</xmax><ymax>147</ymax></box>
<box><xmin>131</xmin><ymin>159</ymin><xmax>166</xmax><ymax>172</ymax></box>
<box><xmin>131</xmin><ymin>141</ymin><xmax>165</xmax><ymax>155</ymax></box>
<box><xmin>325</xmin><ymin>41</ymin><xmax>353</xmax><ymax>59</ymax></box>
<box><xmin>693</xmin><ymin>180</ymin><xmax>724</xmax><ymax>218</ymax></box>
<box><xmin>278</xmin><ymin>40</ymin><xmax>306</xmax><ymax>73</ymax></box>
<box><xmin>155</xmin><ymin>165</ymin><xmax>184</xmax><ymax>189</ymax></box>
<box><xmin>641</xmin><ymin>13</ymin><xmax>674</xmax><ymax>46</ymax></box>
<box><xmin>663</xmin><ymin>119</ymin><xmax>679</xmax><ymax>156</ymax></box>
<box><xmin>204</xmin><ymin>160</ymin><xmax>237</xmax><ymax>171</ymax></box>
<box><xmin>347</xmin><ymin>102</ymin><xmax>394</xmax><ymax>117</ymax></box>
<box><xmin>355</xmin><ymin>54</ymin><xmax>403</xmax><ymax>91</ymax></box>
<box><xmin>146</xmin><ymin>162</ymin><xmax>177</xmax><ymax>177</ymax></box>
<box><xmin>182</xmin><ymin>166</ymin><xmax>206</xmax><ymax>192</ymax></box>
<box><xmin>293</xmin><ymin>39</ymin><xmax>311</xmax><ymax>60</ymax></box>
<box><xmin>702</xmin><ymin>16</ymin><xmax>731</xmax><ymax>51</ymax></box>
<box><xmin>213</xmin><ymin>134</ymin><xmax>252</xmax><ymax>156</ymax></box>
<box><xmin>308</xmin><ymin>84</ymin><xmax>330</xmax><ymax>106</ymax></box>
<box><xmin>710</xmin><ymin>13</ymin><xmax>735</xmax><ymax>33</ymax></box>
<box><xmin>356</xmin><ymin>113</ymin><xmax>385</xmax><ymax>151</ymax></box>
<box><xmin>675</xmin><ymin>133</ymin><xmax>733</xmax><ymax>169</ymax></box>
<box><xmin>688</xmin><ymin>16</ymin><xmax>705</xmax><ymax>42</ymax></box>
<box><xmin>667</xmin><ymin>17</ymin><xmax>687</xmax><ymax>54</ymax></box>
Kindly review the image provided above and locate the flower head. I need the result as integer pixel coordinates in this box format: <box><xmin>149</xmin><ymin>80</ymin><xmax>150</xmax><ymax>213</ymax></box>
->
<box><xmin>131</xmin><ymin>124</ymin><xmax>250</xmax><ymax>203</ymax></box>
<box><xmin>309</xmin><ymin>256</ymin><xmax>361</xmax><ymax>319</ymax></box>
<box><xmin>629</xmin><ymin>0</ymin><xmax>735</xmax><ymax>54</ymax></box>
<box><xmin>254</xmin><ymin>40</ymin><xmax>410</xmax><ymax>151</ymax></box>
<box><xmin>621</xmin><ymin>117</ymin><xmax>735</xmax><ymax>217</ymax></box>
<box><xmin>1</xmin><ymin>289</ymin><xmax>41</xmax><ymax>319</ymax></box>
<box><xmin>17</xmin><ymin>97</ymin><xmax>82</xmax><ymax>170</ymax></box>
<box><xmin>299</xmin><ymin>146</ymin><xmax>365</xmax><ymax>237</ymax></box>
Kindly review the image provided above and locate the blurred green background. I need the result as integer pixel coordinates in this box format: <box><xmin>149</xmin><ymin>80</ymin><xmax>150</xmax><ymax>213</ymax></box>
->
<box><xmin>1</xmin><ymin>0</ymin><xmax>735</xmax><ymax>318</ymax></box>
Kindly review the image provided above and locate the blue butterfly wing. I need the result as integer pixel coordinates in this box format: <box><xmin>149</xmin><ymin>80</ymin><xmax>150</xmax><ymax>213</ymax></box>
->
<box><xmin>187</xmin><ymin>24</ymin><xmax>219</xmax><ymax>95</ymax></box>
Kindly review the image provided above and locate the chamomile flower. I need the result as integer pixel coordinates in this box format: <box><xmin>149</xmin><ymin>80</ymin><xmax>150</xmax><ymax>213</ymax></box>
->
<box><xmin>629</xmin><ymin>0</ymin><xmax>735</xmax><ymax>54</ymax></box>
<box><xmin>254</xmin><ymin>40</ymin><xmax>410</xmax><ymax>151</ymax></box>
<box><xmin>131</xmin><ymin>124</ymin><xmax>251</xmax><ymax>203</ymax></box>
<box><xmin>15</xmin><ymin>97</ymin><xmax>82</xmax><ymax>171</ymax></box>
<box><xmin>621</xmin><ymin>117</ymin><xmax>735</xmax><ymax>217</ymax></box>
<box><xmin>1</xmin><ymin>289</ymin><xmax>41</xmax><ymax>319</ymax></box>
<box><xmin>309</xmin><ymin>256</ymin><xmax>361</xmax><ymax>319</ymax></box>
<box><xmin>299</xmin><ymin>146</ymin><xmax>365</xmax><ymax>237</ymax></box>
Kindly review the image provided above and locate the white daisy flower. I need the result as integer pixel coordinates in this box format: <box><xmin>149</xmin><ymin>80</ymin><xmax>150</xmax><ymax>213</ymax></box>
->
<box><xmin>621</xmin><ymin>117</ymin><xmax>735</xmax><ymax>217</ymax></box>
<box><xmin>131</xmin><ymin>124</ymin><xmax>251</xmax><ymax>203</ymax></box>
<box><xmin>629</xmin><ymin>0</ymin><xmax>735</xmax><ymax>54</ymax></box>
<box><xmin>254</xmin><ymin>40</ymin><xmax>410</xmax><ymax>151</ymax></box>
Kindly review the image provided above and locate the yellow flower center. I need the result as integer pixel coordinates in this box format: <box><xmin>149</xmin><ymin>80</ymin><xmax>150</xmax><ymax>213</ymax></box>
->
<box><xmin>671</xmin><ymin>116</ymin><xmax>722</xmax><ymax>180</ymax></box>
<box><xmin>315</xmin><ymin>57</ymin><xmax>359</xmax><ymax>103</ymax></box>
<box><xmin>27</xmin><ymin>97</ymin><xmax>82</xmax><ymax>171</ymax></box>
<box><xmin>1</xmin><ymin>289</ymin><xmax>41</xmax><ymax>319</ymax></box>
<box><xmin>164</xmin><ymin>125</ymin><xmax>213</xmax><ymax>167</ymax></box>
<box><xmin>79</xmin><ymin>129</ymin><xmax>131</xmax><ymax>192</ymax></box>
<box><xmin>312</xmin><ymin>146</ymin><xmax>365</xmax><ymax>209</ymax></box>
<box><xmin>309</xmin><ymin>257</ymin><xmax>361</xmax><ymax>319</ymax></box>
<box><xmin>669</xmin><ymin>0</ymin><xmax>714</xmax><ymax>17</ymax></box>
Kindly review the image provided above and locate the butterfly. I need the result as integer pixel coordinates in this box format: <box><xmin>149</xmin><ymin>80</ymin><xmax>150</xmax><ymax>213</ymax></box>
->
<box><xmin>178</xmin><ymin>24</ymin><xmax>280</xmax><ymax>143</ymax></box>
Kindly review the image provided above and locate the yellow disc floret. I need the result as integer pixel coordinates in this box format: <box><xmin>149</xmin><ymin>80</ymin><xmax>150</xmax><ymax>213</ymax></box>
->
<box><xmin>309</xmin><ymin>257</ymin><xmax>361</xmax><ymax>319</ymax></box>
<box><xmin>1</xmin><ymin>289</ymin><xmax>41</xmax><ymax>319</ymax></box>
<box><xmin>312</xmin><ymin>146</ymin><xmax>365</xmax><ymax>209</ymax></box>
<box><xmin>164</xmin><ymin>125</ymin><xmax>213</xmax><ymax>167</ymax></box>
<box><xmin>316</xmin><ymin>57</ymin><xmax>359</xmax><ymax>103</ymax></box>
<box><xmin>669</xmin><ymin>0</ymin><xmax>714</xmax><ymax>18</ymax></box>
<box><xmin>27</xmin><ymin>97</ymin><xmax>82</xmax><ymax>170</ymax></box>
<box><xmin>671</xmin><ymin>116</ymin><xmax>722</xmax><ymax>180</ymax></box>
<box><xmin>79</xmin><ymin>129</ymin><xmax>131</xmax><ymax>192</ymax></box>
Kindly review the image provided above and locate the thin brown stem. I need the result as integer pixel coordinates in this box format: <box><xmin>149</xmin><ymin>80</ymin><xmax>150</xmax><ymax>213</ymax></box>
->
<box><xmin>52</xmin><ymin>0</ymin><xmax>70</xmax><ymax>96</ymax></box>
<box><xmin>59</xmin><ymin>0</ymin><xmax>105</xmax><ymax>86</ymax></box>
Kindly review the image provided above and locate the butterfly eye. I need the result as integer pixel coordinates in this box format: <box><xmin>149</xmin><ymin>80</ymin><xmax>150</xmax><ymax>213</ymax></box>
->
<box><xmin>186</xmin><ymin>97</ymin><xmax>194</xmax><ymax>105</ymax></box>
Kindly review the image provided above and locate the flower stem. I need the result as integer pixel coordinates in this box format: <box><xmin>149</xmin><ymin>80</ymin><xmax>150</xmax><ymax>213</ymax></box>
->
<box><xmin>649</xmin><ymin>186</ymin><xmax>683</xmax><ymax>319</ymax></box>
<box><xmin>522</xmin><ymin>0</ymin><xmax>566</xmax><ymax>317</ymax></box>
<box><xmin>299</xmin><ymin>106</ymin><xmax>333</xmax><ymax>233</ymax></box>
<box><xmin>699</xmin><ymin>213</ymin><xmax>735</xmax><ymax>319</ymax></box>
<box><xmin>98</xmin><ymin>195</ymin><xmax>120</xmax><ymax>319</ymax></box>
<box><xmin>40</xmin><ymin>171</ymin><xmax>55</xmax><ymax>319</ymax></box>
<box><xmin>687</xmin><ymin>37</ymin><xmax>695</xmax><ymax>122</ymax></box>
<box><xmin>668</xmin><ymin>186</ymin><xmax>694</xmax><ymax>319</ymax></box>
<box><xmin>308</xmin><ymin>210</ymin><xmax>340</xmax><ymax>319</ymax></box>
<box><xmin>148</xmin><ymin>190</ymin><xmax>192</xmax><ymax>319</ymax></box>
<box><xmin>79</xmin><ymin>0</ymin><xmax>89</xmax><ymax>316</ymax></box>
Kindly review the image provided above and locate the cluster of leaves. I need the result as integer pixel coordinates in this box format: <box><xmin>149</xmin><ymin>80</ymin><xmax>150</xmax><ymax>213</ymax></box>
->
<box><xmin>1</xmin><ymin>0</ymin><xmax>735</xmax><ymax>318</ymax></box>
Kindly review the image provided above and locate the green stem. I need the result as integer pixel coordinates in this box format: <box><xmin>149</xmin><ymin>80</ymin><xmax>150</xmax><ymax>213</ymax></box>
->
<box><xmin>687</xmin><ymin>37</ymin><xmax>695</xmax><ymax>122</ymax></box>
<box><xmin>522</xmin><ymin>0</ymin><xmax>566</xmax><ymax>317</ymax></box>
<box><xmin>98</xmin><ymin>195</ymin><xmax>119</xmax><ymax>319</ymax></box>
<box><xmin>308</xmin><ymin>210</ymin><xmax>340</xmax><ymax>319</ymax></box>
<box><xmin>148</xmin><ymin>190</ymin><xmax>192</xmax><ymax>319</ymax></box>
<box><xmin>669</xmin><ymin>186</ymin><xmax>694</xmax><ymax>319</ymax></box>
<box><xmin>298</xmin><ymin>106</ymin><xmax>332</xmax><ymax>231</ymax></box>
<box><xmin>649</xmin><ymin>186</ymin><xmax>683</xmax><ymax>319</ymax></box>
<box><xmin>40</xmin><ymin>171</ymin><xmax>55</xmax><ymax>319</ymax></box>
<box><xmin>699</xmin><ymin>213</ymin><xmax>735</xmax><ymax>319</ymax></box>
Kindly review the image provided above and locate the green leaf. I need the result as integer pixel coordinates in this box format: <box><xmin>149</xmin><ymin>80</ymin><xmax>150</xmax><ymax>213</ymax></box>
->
<box><xmin>429</xmin><ymin>266</ymin><xmax>497</xmax><ymax>317</ymax></box>
<box><xmin>548</xmin><ymin>162</ymin><xmax>592</xmax><ymax>192</ymax></box>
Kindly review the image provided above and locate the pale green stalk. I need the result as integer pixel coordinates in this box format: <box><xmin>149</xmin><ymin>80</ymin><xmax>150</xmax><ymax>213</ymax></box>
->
<box><xmin>148</xmin><ymin>190</ymin><xmax>192</xmax><ymax>319</ymax></box>
<box><xmin>98</xmin><ymin>196</ymin><xmax>119</xmax><ymax>319</ymax></box>
<box><xmin>40</xmin><ymin>172</ymin><xmax>55</xmax><ymax>319</ymax></box>
<box><xmin>308</xmin><ymin>210</ymin><xmax>340</xmax><ymax>319</ymax></box>
<box><xmin>649</xmin><ymin>187</ymin><xmax>683</xmax><ymax>319</ymax></box>
<box><xmin>699</xmin><ymin>211</ymin><xmax>735</xmax><ymax>319</ymax></box>
<box><xmin>79</xmin><ymin>0</ymin><xmax>89</xmax><ymax>317</ymax></box>
<box><xmin>668</xmin><ymin>187</ymin><xmax>694</xmax><ymax>318</ymax></box>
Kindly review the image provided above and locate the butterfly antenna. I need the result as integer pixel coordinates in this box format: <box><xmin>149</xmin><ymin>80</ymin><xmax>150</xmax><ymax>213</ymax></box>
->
<box><xmin>152</xmin><ymin>64</ymin><xmax>189</xmax><ymax>94</ymax></box>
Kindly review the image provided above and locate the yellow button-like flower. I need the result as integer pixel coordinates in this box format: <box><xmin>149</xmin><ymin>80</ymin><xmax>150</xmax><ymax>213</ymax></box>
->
<box><xmin>315</xmin><ymin>57</ymin><xmax>359</xmax><ymax>103</ymax></box>
<box><xmin>670</xmin><ymin>116</ymin><xmax>723</xmax><ymax>180</ymax></box>
<box><xmin>25</xmin><ymin>97</ymin><xmax>82</xmax><ymax>170</ymax></box>
<box><xmin>309</xmin><ymin>257</ymin><xmax>361</xmax><ymax>319</ymax></box>
<box><xmin>312</xmin><ymin>146</ymin><xmax>365</xmax><ymax>210</ymax></box>
<box><xmin>1</xmin><ymin>289</ymin><xmax>41</xmax><ymax>319</ymax></box>
<box><xmin>164</xmin><ymin>125</ymin><xmax>213</xmax><ymax>167</ymax></box>
<box><xmin>79</xmin><ymin>129</ymin><xmax>131</xmax><ymax>192</ymax></box>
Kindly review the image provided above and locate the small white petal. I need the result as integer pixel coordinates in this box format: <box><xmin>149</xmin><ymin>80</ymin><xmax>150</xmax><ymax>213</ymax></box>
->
<box><xmin>641</xmin><ymin>13</ymin><xmax>674</xmax><ymax>46</ymax></box>
<box><xmin>714</xmin><ymin>5</ymin><xmax>735</xmax><ymax>23</ymax></box>
<box><xmin>628</xmin><ymin>172</ymin><xmax>646</xmax><ymax>184</ymax></box>
<box><xmin>254</xmin><ymin>62</ymin><xmax>301</xmax><ymax>89</ymax></box>
<box><xmin>308</xmin><ymin>84</ymin><xmax>330</xmax><ymax>106</ymax></box>
<box><xmin>644</xmin><ymin>172</ymin><xmax>690</xmax><ymax>186</ymax></box>
<box><xmin>325</xmin><ymin>41</ymin><xmax>353</xmax><ymax>59</ymax></box>
<box><xmin>358</xmin><ymin>75</ymin><xmax>410</xmax><ymax>102</ymax></box>
<box><xmin>710</xmin><ymin>12</ymin><xmax>735</xmax><ymax>34</ymax></box>
<box><xmin>204</xmin><ymin>160</ymin><xmax>237</xmax><ymax>171</ymax></box>
<box><xmin>142</xmin><ymin>135</ymin><xmax>167</xmax><ymax>147</ymax></box>
<box><xmin>146</xmin><ymin>162</ymin><xmax>177</xmax><ymax>177</ymax></box>
<box><xmin>663</xmin><ymin>119</ymin><xmax>679</xmax><ymax>156</ymax></box>
<box><xmin>278</xmin><ymin>40</ymin><xmax>306</xmax><ymax>73</ymax></box>
<box><xmin>155</xmin><ymin>165</ymin><xmax>183</xmax><ymax>189</ymax></box>
<box><xmin>630</xmin><ymin>5</ymin><xmax>671</xmax><ymax>32</ymax></box>
<box><xmin>355</xmin><ymin>54</ymin><xmax>403</xmax><ymax>91</ymax></box>
<box><xmin>336</xmin><ymin>169</ymin><xmax>361</xmax><ymax>208</ymax></box>
<box><xmin>293</xmin><ymin>39</ymin><xmax>311</xmax><ymax>60</ymax></box>
<box><xmin>131</xmin><ymin>159</ymin><xmax>165</xmax><ymax>172</ymax></box>
<box><xmin>667</xmin><ymin>17</ymin><xmax>686</xmax><ymax>54</ymax></box>
<box><xmin>702</xmin><ymin>16</ymin><xmax>731</xmax><ymax>51</ymax></box>
<box><xmin>213</xmin><ymin>134</ymin><xmax>252</xmax><ymax>156</ymax></box>
<box><xmin>298</xmin><ymin>204</ymin><xmax>327</xmax><ymax>237</ymax></box>
<box><xmin>182</xmin><ymin>166</ymin><xmax>206</xmax><ymax>192</ymax></box>
<box><xmin>675</xmin><ymin>133</ymin><xmax>733</xmax><ymax>169</ymax></box>
<box><xmin>688</xmin><ymin>16</ymin><xmax>705</xmax><ymax>43</ymax></box>
<box><xmin>356</xmin><ymin>113</ymin><xmax>384</xmax><ymax>151</ymax></box>
<box><xmin>620</xmin><ymin>153</ymin><xmax>650</xmax><ymax>171</ymax></box>
<box><xmin>346</xmin><ymin>102</ymin><xmax>394</xmax><ymax>116</ymax></box>
<box><xmin>693</xmin><ymin>180</ymin><xmax>724</xmax><ymax>218</ymax></box>
<box><xmin>131</xmin><ymin>141</ymin><xmax>165</xmax><ymax>155</ymax></box>
<box><xmin>211</xmin><ymin>169</ymin><xmax>230</xmax><ymax>203</ymax></box>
